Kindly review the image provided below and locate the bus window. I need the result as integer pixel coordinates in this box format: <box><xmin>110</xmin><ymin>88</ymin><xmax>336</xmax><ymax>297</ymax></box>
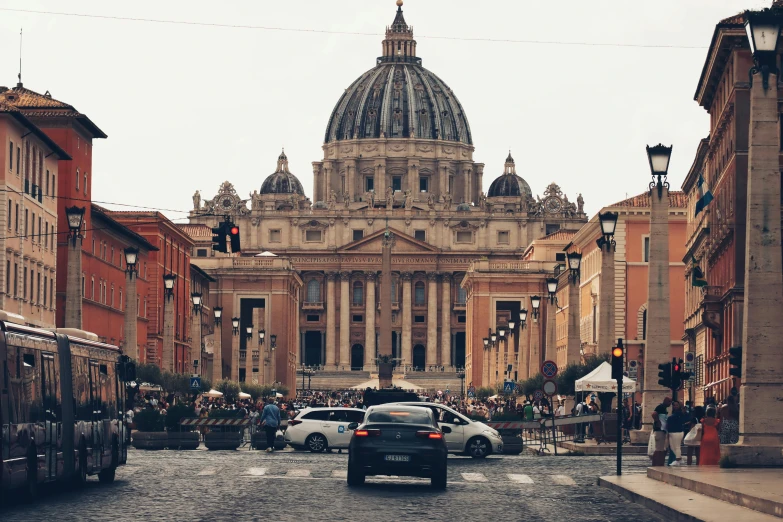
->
<box><xmin>73</xmin><ymin>355</ymin><xmax>91</xmax><ymax>421</ymax></box>
<box><xmin>20</xmin><ymin>348</ymin><xmax>43</xmax><ymax>422</ymax></box>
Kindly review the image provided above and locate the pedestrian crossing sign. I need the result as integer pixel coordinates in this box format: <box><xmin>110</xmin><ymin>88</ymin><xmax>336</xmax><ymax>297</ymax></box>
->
<box><xmin>190</xmin><ymin>377</ymin><xmax>201</xmax><ymax>390</ymax></box>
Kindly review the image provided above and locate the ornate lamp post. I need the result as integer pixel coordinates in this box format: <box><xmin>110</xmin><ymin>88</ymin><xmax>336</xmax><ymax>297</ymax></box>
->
<box><xmin>565</xmin><ymin>250</ymin><xmax>583</xmax><ymax>367</ymax></box>
<box><xmin>64</xmin><ymin>206</ymin><xmax>85</xmax><ymax>329</ymax></box>
<box><xmin>123</xmin><ymin>247</ymin><xmax>139</xmax><ymax>360</ymax></box>
<box><xmin>567</xmin><ymin>252</ymin><xmax>582</xmax><ymax>284</ymax></box>
<box><xmin>519</xmin><ymin>308</ymin><xmax>528</xmax><ymax>330</ymax></box>
<box><xmin>162</xmin><ymin>273</ymin><xmax>176</xmax><ymax>372</ymax></box>
<box><xmin>269</xmin><ymin>334</ymin><xmax>278</xmax><ymax>385</ymax></box>
<box><xmin>212</xmin><ymin>307</ymin><xmax>223</xmax><ymax>383</ymax></box>
<box><xmin>545</xmin><ymin>277</ymin><xmax>559</xmax><ymax>361</ymax></box>
<box><xmin>258</xmin><ymin>329</ymin><xmax>265</xmax><ymax>345</ymax></box>
<box><xmin>530</xmin><ymin>295</ymin><xmax>542</xmax><ymax>319</ymax></box>
<box><xmin>745</xmin><ymin>9</ymin><xmax>781</xmax><ymax>90</ymax></box>
<box><xmin>231</xmin><ymin>317</ymin><xmax>240</xmax><ymax>335</ymax></box>
<box><xmin>230</xmin><ymin>316</ymin><xmax>240</xmax><ymax>381</ymax></box>
<box><xmin>596</xmin><ymin>211</ymin><xmax>618</xmax><ymax>358</ymax></box>
<box><xmin>191</xmin><ymin>292</ymin><xmax>203</xmax><ymax>376</ymax></box>
<box><xmin>245</xmin><ymin>325</ymin><xmax>253</xmax><ymax>341</ymax></box>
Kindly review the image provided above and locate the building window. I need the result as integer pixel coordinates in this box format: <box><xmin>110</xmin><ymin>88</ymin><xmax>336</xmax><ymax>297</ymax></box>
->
<box><xmin>269</xmin><ymin>229</ymin><xmax>282</xmax><ymax>243</ymax></box>
<box><xmin>457</xmin><ymin>286</ymin><xmax>467</xmax><ymax>305</ymax></box>
<box><xmin>419</xmin><ymin>177</ymin><xmax>429</xmax><ymax>192</ymax></box>
<box><xmin>545</xmin><ymin>224</ymin><xmax>560</xmax><ymax>236</ymax></box>
<box><xmin>4</xmin><ymin>260</ymin><xmax>9</xmax><ymax>295</ymax></box>
<box><xmin>37</xmin><ymin>217</ymin><xmax>41</xmax><ymax>244</ymax></box>
<box><xmin>352</xmin><ymin>229</ymin><xmax>364</xmax><ymax>241</ymax></box>
<box><xmin>43</xmin><ymin>275</ymin><xmax>47</xmax><ymax>306</ymax></box>
<box><xmin>306</xmin><ymin>314</ymin><xmax>320</xmax><ymax>322</ymax></box>
<box><xmin>45</xmin><ymin>171</ymin><xmax>49</xmax><ymax>195</ymax></box>
<box><xmin>84</xmin><ymin>173</ymin><xmax>88</xmax><ymax>195</ymax></box>
<box><xmin>31</xmin><ymin>213</ymin><xmax>35</xmax><ymax>242</ymax></box>
<box><xmin>457</xmin><ymin>315</ymin><xmax>466</xmax><ymax>324</ymax></box>
<box><xmin>365</xmin><ymin>177</ymin><xmax>374</xmax><ymax>192</ymax></box>
<box><xmin>23</xmin><ymin>268</ymin><xmax>27</xmax><ymax>300</ymax></box>
<box><xmin>14</xmin><ymin>204</ymin><xmax>18</xmax><ymax>232</ymax></box>
<box><xmin>45</xmin><ymin>222</ymin><xmax>48</xmax><ymax>248</ymax></box>
<box><xmin>76</xmin><ymin>169</ymin><xmax>79</xmax><ymax>190</ymax></box>
<box><xmin>51</xmin><ymin>174</ymin><xmax>55</xmax><ymax>196</ymax></box>
<box><xmin>643</xmin><ymin>236</ymin><xmax>650</xmax><ymax>263</ymax></box>
<box><xmin>8</xmin><ymin>141</ymin><xmax>12</xmax><ymax>170</ymax></box>
<box><xmin>13</xmin><ymin>263</ymin><xmax>17</xmax><ymax>297</ymax></box>
<box><xmin>120</xmin><ymin>289</ymin><xmax>123</xmax><ymax>311</ymax></box>
<box><xmin>111</xmin><ymin>285</ymin><xmax>115</xmax><ymax>308</ymax></box>
<box><xmin>497</xmin><ymin>230</ymin><xmax>510</xmax><ymax>244</ymax></box>
<box><xmin>306</xmin><ymin>279</ymin><xmax>321</xmax><ymax>303</ymax></box>
<box><xmin>82</xmin><ymin>274</ymin><xmax>85</xmax><ymax>297</ymax></box>
<box><xmin>414</xmin><ymin>281</ymin><xmax>425</xmax><ymax>305</ymax></box>
<box><xmin>352</xmin><ymin>314</ymin><xmax>363</xmax><ymax>323</ymax></box>
<box><xmin>305</xmin><ymin>230</ymin><xmax>323</xmax><ymax>242</ymax></box>
<box><xmin>456</xmin><ymin>231</ymin><xmax>473</xmax><ymax>243</ymax></box>
<box><xmin>196</xmin><ymin>248</ymin><xmax>208</xmax><ymax>257</ymax></box>
<box><xmin>414</xmin><ymin>315</ymin><xmax>425</xmax><ymax>323</ymax></box>
<box><xmin>50</xmin><ymin>279</ymin><xmax>53</xmax><ymax>308</ymax></box>
<box><xmin>24</xmin><ymin>209</ymin><xmax>28</xmax><ymax>237</ymax></box>
<box><xmin>6</xmin><ymin>200</ymin><xmax>10</xmax><ymax>229</ymax></box>
<box><xmin>392</xmin><ymin>176</ymin><xmax>402</xmax><ymax>192</ymax></box>
<box><xmin>414</xmin><ymin>230</ymin><xmax>426</xmax><ymax>242</ymax></box>
<box><xmin>352</xmin><ymin>281</ymin><xmax>364</xmax><ymax>306</ymax></box>
<box><xmin>91</xmin><ymin>277</ymin><xmax>95</xmax><ymax>300</ymax></box>
<box><xmin>16</xmin><ymin>146</ymin><xmax>20</xmax><ymax>174</ymax></box>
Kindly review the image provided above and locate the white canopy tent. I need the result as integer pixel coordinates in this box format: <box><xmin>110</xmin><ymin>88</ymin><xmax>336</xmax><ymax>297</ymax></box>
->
<box><xmin>575</xmin><ymin>362</ymin><xmax>636</xmax><ymax>393</ymax></box>
<box><xmin>238</xmin><ymin>392</ymin><xmax>252</xmax><ymax>399</ymax></box>
<box><xmin>204</xmin><ymin>389</ymin><xmax>224</xmax><ymax>398</ymax></box>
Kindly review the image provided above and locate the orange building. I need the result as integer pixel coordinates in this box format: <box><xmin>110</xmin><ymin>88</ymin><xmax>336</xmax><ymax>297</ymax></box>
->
<box><xmin>561</xmin><ymin>191</ymin><xmax>687</xmax><ymax>398</ymax></box>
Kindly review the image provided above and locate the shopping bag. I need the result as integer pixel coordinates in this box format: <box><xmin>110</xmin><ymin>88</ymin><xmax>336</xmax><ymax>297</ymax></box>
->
<box><xmin>647</xmin><ymin>431</ymin><xmax>656</xmax><ymax>457</ymax></box>
<box><xmin>684</xmin><ymin>423</ymin><xmax>702</xmax><ymax>446</ymax></box>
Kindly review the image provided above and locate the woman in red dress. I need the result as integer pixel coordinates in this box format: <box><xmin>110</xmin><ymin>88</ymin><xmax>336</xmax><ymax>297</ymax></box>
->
<box><xmin>699</xmin><ymin>406</ymin><xmax>721</xmax><ymax>466</ymax></box>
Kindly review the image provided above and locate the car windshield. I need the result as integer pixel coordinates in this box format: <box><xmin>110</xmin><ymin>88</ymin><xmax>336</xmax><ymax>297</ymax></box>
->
<box><xmin>367</xmin><ymin>410</ymin><xmax>432</xmax><ymax>424</ymax></box>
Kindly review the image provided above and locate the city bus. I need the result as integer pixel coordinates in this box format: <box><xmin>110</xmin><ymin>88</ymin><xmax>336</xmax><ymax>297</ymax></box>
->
<box><xmin>0</xmin><ymin>311</ymin><xmax>135</xmax><ymax>500</ymax></box>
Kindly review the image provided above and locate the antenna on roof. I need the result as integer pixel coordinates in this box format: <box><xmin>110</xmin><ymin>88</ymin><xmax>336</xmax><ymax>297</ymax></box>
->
<box><xmin>17</xmin><ymin>28</ymin><xmax>23</xmax><ymax>87</ymax></box>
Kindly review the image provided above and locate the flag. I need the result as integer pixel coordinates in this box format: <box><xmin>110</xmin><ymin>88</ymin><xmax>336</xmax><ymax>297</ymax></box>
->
<box><xmin>692</xmin><ymin>255</ymin><xmax>707</xmax><ymax>287</ymax></box>
<box><xmin>694</xmin><ymin>173</ymin><xmax>713</xmax><ymax>216</ymax></box>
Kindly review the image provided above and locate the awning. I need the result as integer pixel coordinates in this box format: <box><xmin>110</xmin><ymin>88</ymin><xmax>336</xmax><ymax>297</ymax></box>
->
<box><xmin>702</xmin><ymin>377</ymin><xmax>730</xmax><ymax>391</ymax></box>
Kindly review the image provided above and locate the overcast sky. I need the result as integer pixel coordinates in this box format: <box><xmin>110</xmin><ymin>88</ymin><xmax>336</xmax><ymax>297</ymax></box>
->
<box><xmin>0</xmin><ymin>0</ymin><xmax>770</xmax><ymax>221</ymax></box>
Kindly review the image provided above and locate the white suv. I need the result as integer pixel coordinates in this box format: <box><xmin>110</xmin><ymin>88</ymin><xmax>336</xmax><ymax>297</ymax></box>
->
<box><xmin>390</xmin><ymin>402</ymin><xmax>503</xmax><ymax>458</ymax></box>
<box><xmin>285</xmin><ymin>407</ymin><xmax>366</xmax><ymax>452</ymax></box>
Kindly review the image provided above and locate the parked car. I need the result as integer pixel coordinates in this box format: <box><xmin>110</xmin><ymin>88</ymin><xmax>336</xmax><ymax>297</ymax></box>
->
<box><xmin>285</xmin><ymin>407</ymin><xmax>366</xmax><ymax>452</ymax></box>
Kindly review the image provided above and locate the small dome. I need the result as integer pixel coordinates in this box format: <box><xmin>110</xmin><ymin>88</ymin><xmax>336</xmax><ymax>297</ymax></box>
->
<box><xmin>487</xmin><ymin>151</ymin><xmax>532</xmax><ymax>199</ymax></box>
<box><xmin>456</xmin><ymin>202</ymin><xmax>471</xmax><ymax>212</ymax></box>
<box><xmin>260</xmin><ymin>149</ymin><xmax>305</xmax><ymax>195</ymax></box>
<box><xmin>313</xmin><ymin>201</ymin><xmax>328</xmax><ymax>210</ymax></box>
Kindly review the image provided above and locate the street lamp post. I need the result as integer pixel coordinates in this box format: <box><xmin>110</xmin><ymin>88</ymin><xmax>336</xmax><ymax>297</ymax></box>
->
<box><xmin>270</xmin><ymin>334</ymin><xmax>277</xmax><ymax>387</ymax></box>
<box><xmin>162</xmin><ymin>273</ymin><xmax>176</xmax><ymax>372</ymax></box>
<box><xmin>565</xmin><ymin>250</ymin><xmax>583</xmax><ymax>366</ymax></box>
<box><xmin>191</xmin><ymin>293</ymin><xmax>203</xmax><ymax>376</ymax></box>
<box><xmin>243</xmin><ymin>325</ymin><xmax>253</xmax><ymax>383</ymax></box>
<box><xmin>64</xmin><ymin>206</ymin><xmax>85</xmax><ymax>329</ymax></box>
<box><xmin>230</xmin><ymin>317</ymin><xmax>240</xmax><ymax>381</ymax></box>
<box><xmin>597</xmin><ymin>211</ymin><xmax>618</xmax><ymax>357</ymax></box>
<box><xmin>123</xmin><ymin>247</ymin><xmax>139</xmax><ymax>361</ymax></box>
<box><xmin>545</xmin><ymin>277</ymin><xmax>558</xmax><ymax>362</ymax></box>
<box><xmin>213</xmin><ymin>307</ymin><xmax>223</xmax><ymax>383</ymax></box>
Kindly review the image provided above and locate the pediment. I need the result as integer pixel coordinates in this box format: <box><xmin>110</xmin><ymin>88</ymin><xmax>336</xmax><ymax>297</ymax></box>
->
<box><xmin>338</xmin><ymin>228</ymin><xmax>439</xmax><ymax>253</ymax></box>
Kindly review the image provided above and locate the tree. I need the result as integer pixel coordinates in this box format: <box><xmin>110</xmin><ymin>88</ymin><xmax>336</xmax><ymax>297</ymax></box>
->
<box><xmin>216</xmin><ymin>379</ymin><xmax>241</xmax><ymax>403</ymax></box>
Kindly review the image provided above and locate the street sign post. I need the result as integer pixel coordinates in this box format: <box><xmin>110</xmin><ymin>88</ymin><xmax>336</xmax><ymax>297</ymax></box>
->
<box><xmin>628</xmin><ymin>360</ymin><xmax>638</xmax><ymax>379</ymax></box>
<box><xmin>684</xmin><ymin>352</ymin><xmax>695</xmax><ymax>372</ymax></box>
<box><xmin>542</xmin><ymin>379</ymin><xmax>557</xmax><ymax>397</ymax></box>
<box><xmin>190</xmin><ymin>377</ymin><xmax>201</xmax><ymax>390</ymax></box>
<box><xmin>533</xmin><ymin>390</ymin><xmax>544</xmax><ymax>402</ymax></box>
<box><xmin>541</xmin><ymin>360</ymin><xmax>558</xmax><ymax>379</ymax></box>
<box><xmin>503</xmin><ymin>380</ymin><xmax>515</xmax><ymax>394</ymax></box>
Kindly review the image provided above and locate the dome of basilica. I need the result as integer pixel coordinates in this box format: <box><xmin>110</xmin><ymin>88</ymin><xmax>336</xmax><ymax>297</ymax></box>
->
<box><xmin>260</xmin><ymin>150</ymin><xmax>305</xmax><ymax>195</ymax></box>
<box><xmin>487</xmin><ymin>152</ymin><xmax>532</xmax><ymax>199</ymax></box>
<box><xmin>323</xmin><ymin>3</ymin><xmax>472</xmax><ymax>145</ymax></box>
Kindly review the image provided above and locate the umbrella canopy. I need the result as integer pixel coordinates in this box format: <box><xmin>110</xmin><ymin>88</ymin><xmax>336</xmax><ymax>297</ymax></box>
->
<box><xmin>204</xmin><ymin>389</ymin><xmax>224</xmax><ymax>398</ymax></box>
<box><xmin>575</xmin><ymin>362</ymin><xmax>636</xmax><ymax>393</ymax></box>
<box><xmin>238</xmin><ymin>392</ymin><xmax>252</xmax><ymax>399</ymax></box>
<box><xmin>275</xmin><ymin>392</ymin><xmax>283</xmax><ymax>398</ymax></box>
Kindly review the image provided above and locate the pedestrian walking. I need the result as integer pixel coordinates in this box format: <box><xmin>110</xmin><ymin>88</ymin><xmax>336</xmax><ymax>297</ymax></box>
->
<box><xmin>260</xmin><ymin>397</ymin><xmax>281</xmax><ymax>453</ymax></box>
<box><xmin>699</xmin><ymin>406</ymin><xmax>721</xmax><ymax>466</ymax></box>
<box><xmin>650</xmin><ymin>397</ymin><xmax>671</xmax><ymax>467</ymax></box>
<box><xmin>666</xmin><ymin>400</ymin><xmax>685</xmax><ymax>466</ymax></box>
<box><xmin>718</xmin><ymin>395</ymin><xmax>739</xmax><ymax>444</ymax></box>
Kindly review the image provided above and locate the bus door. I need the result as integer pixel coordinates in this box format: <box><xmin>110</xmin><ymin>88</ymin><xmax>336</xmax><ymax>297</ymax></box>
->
<box><xmin>41</xmin><ymin>354</ymin><xmax>58</xmax><ymax>481</ymax></box>
<box><xmin>115</xmin><ymin>368</ymin><xmax>127</xmax><ymax>464</ymax></box>
<box><xmin>88</xmin><ymin>362</ymin><xmax>104</xmax><ymax>470</ymax></box>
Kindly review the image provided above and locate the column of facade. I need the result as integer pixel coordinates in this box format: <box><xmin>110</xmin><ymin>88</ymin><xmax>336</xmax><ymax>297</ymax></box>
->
<box><xmin>213</xmin><ymin>321</ymin><xmax>223</xmax><ymax>383</ymax></box>
<box><xmin>426</xmin><ymin>273</ymin><xmax>439</xmax><ymax>367</ymax></box>
<box><xmin>545</xmin><ymin>299</ymin><xmax>557</xmax><ymax>363</ymax></box>
<box><xmin>364</xmin><ymin>272</ymin><xmax>376</xmax><ymax>366</ymax></box>
<box><xmin>162</xmin><ymin>292</ymin><xmax>175</xmax><ymax>372</ymax></box>
<box><xmin>401</xmin><ymin>272</ymin><xmax>412</xmax><ymax>367</ymax></box>
<box><xmin>65</xmin><ymin>235</ymin><xmax>82</xmax><ymax>329</ymax></box>
<box><xmin>325</xmin><ymin>272</ymin><xmax>337</xmax><ymax>369</ymax></box>
<box><xmin>408</xmin><ymin>162</ymin><xmax>419</xmax><ymax>199</ymax></box>
<box><xmin>598</xmin><ymin>243</ymin><xmax>615</xmax><ymax>354</ymax></box>
<box><xmin>230</xmin><ymin>327</ymin><xmax>240</xmax><ymax>381</ymax></box>
<box><xmin>244</xmin><ymin>323</ymin><xmax>253</xmax><ymax>383</ymax></box>
<box><xmin>339</xmin><ymin>272</ymin><xmax>350</xmax><ymax>370</ymax></box>
<box><xmin>518</xmin><ymin>318</ymin><xmax>530</xmax><ymax>379</ymax></box>
<box><xmin>440</xmin><ymin>273</ymin><xmax>451</xmax><ymax>368</ymax></box>
<box><xmin>529</xmin><ymin>315</ymin><xmax>541</xmax><ymax>380</ymax></box>
<box><xmin>567</xmin><ymin>279</ymin><xmax>581</xmax><ymax>366</ymax></box>
<box><xmin>376</xmin><ymin>161</ymin><xmax>386</xmax><ymax>198</ymax></box>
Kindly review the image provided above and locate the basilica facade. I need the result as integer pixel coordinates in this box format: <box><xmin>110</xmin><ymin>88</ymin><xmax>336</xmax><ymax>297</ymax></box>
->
<box><xmin>184</xmin><ymin>1</ymin><xmax>587</xmax><ymax>389</ymax></box>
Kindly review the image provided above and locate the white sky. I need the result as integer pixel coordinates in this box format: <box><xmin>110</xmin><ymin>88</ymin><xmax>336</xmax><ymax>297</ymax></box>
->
<box><xmin>0</xmin><ymin>0</ymin><xmax>770</xmax><ymax>220</ymax></box>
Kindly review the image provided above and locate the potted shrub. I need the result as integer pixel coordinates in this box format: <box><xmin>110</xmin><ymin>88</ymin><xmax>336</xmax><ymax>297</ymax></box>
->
<box><xmin>166</xmin><ymin>404</ymin><xmax>200</xmax><ymax>450</ymax></box>
<box><xmin>204</xmin><ymin>409</ymin><xmax>244</xmax><ymax>450</ymax></box>
<box><xmin>132</xmin><ymin>409</ymin><xmax>167</xmax><ymax>450</ymax></box>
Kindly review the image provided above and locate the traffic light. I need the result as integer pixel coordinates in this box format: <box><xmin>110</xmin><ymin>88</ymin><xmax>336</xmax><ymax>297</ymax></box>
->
<box><xmin>657</xmin><ymin>362</ymin><xmax>672</xmax><ymax>388</ymax></box>
<box><xmin>228</xmin><ymin>222</ymin><xmax>241</xmax><ymax>253</ymax></box>
<box><xmin>611</xmin><ymin>340</ymin><xmax>624</xmax><ymax>381</ymax></box>
<box><xmin>211</xmin><ymin>222</ymin><xmax>228</xmax><ymax>253</ymax></box>
<box><xmin>729</xmin><ymin>346</ymin><xmax>743</xmax><ymax>378</ymax></box>
<box><xmin>671</xmin><ymin>358</ymin><xmax>683</xmax><ymax>391</ymax></box>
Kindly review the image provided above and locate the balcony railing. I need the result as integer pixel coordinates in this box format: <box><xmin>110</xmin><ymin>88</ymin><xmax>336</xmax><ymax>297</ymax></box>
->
<box><xmin>302</xmin><ymin>301</ymin><xmax>324</xmax><ymax>311</ymax></box>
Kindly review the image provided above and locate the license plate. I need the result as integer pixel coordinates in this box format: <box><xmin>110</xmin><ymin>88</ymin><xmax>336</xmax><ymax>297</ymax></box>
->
<box><xmin>384</xmin><ymin>454</ymin><xmax>410</xmax><ymax>462</ymax></box>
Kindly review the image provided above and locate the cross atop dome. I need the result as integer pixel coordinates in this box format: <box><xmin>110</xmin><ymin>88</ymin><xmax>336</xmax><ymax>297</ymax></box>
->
<box><xmin>381</xmin><ymin>0</ymin><xmax>417</xmax><ymax>63</ymax></box>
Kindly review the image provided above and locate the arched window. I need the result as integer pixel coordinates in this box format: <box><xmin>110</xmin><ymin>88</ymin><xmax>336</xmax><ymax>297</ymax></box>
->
<box><xmin>457</xmin><ymin>285</ymin><xmax>467</xmax><ymax>305</ymax></box>
<box><xmin>306</xmin><ymin>279</ymin><xmax>321</xmax><ymax>303</ymax></box>
<box><xmin>391</xmin><ymin>278</ymin><xmax>398</xmax><ymax>303</ymax></box>
<box><xmin>414</xmin><ymin>281</ymin><xmax>425</xmax><ymax>305</ymax></box>
<box><xmin>352</xmin><ymin>281</ymin><xmax>363</xmax><ymax>306</ymax></box>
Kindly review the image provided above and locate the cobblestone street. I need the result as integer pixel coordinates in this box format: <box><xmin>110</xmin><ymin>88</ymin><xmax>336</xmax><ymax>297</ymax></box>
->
<box><xmin>2</xmin><ymin>448</ymin><xmax>662</xmax><ymax>521</ymax></box>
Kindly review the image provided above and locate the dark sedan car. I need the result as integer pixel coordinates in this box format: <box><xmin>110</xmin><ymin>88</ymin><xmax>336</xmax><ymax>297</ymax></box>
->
<box><xmin>346</xmin><ymin>405</ymin><xmax>450</xmax><ymax>489</ymax></box>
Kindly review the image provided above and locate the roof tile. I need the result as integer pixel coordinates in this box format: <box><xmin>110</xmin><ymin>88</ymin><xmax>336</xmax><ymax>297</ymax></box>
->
<box><xmin>610</xmin><ymin>190</ymin><xmax>687</xmax><ymax>208</ymax></box>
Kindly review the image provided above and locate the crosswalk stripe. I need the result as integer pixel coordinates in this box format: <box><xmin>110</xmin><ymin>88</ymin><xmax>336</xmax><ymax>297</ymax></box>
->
<box><xmin>507</xmin><ymin>474</ymin><xmax>534</xmax><ymax>484</ymax></box>
<box><xmin>245</xmin><ymin>468</ymin><xmax>267</xmax><ymax>476</ymax></box>
<box><xmin>331</xmin><ymin>470</ymin><xmax>347</xmax><ymax>478</ymax></box>
<box><xmin>461</xmin><ymin>472</ymin><xmax>488</xmax><ymax>482</ymax></box>
<box><xmin>198</xmin><ymin>468</ymin><xmax>217</xmax><ymax>476</ymax></box>
<box><xmin>287</xmin><ymin>469</ymin><xmax>311</xmax><ymax>477</ymax></box>
<box><xmin>551</xmin><ymin>475</ymin><xmax>576</xmax><ymax>485</ymax></box>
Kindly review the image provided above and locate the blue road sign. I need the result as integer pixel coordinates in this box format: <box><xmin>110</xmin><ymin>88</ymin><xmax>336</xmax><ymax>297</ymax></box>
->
<box><xmin>503</xmin><ymin>381</ymin><xmax>515</xmax><ymax>394</ymax></box>
<box><xmin>467</xmin><ymin>390</ymin><xmax>475</xmax><ymax>398</ymax></box>
<box><xmin>190</xmin><ymin>377</ymin><xmax>201</xmax><ymax>390</ymax></box>
<box><xmin>445</xmin><ymin>389</ymin><xmax>450</xmax><ymax>395</ymax></box>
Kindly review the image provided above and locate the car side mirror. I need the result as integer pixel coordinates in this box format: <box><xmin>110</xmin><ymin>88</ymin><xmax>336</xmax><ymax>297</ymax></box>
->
<box><xmin>441</xmin><ymin>426</ymin><xmax>452</xmax><ymax>434</ymax></box>
<box><xmin>347</xmin><ymin>422</ymin><xmax>359</xmax><ymax>431</ymax></box>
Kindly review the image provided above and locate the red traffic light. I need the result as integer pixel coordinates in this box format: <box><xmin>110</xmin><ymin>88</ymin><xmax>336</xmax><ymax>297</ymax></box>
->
<box><xmin>230</xmin><ymin>226</ymin><xmax>239</xmax><ymax>235</ymax></box>
<box><xmin>673</xmin><ymin>364</ymin><xmax>680</xmax><ymax>372</ymax></box>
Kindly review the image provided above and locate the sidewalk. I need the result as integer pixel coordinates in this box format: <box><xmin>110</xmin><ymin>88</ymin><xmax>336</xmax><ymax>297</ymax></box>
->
<box><xmin>599</xmin><ymin>466</ymin><xmax>783</xmax><ymax>521</ymax></box>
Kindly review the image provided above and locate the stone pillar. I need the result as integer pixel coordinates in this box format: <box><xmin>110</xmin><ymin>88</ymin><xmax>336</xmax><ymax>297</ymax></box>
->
<box><xmin>529</xmin><ymin>314</ymin><xmax>541</xmax><ymax>380</ymax></box>
<box><xmin>231</xmin><ymin>328</ymin><xmax>239</xmax><ymax>382</ymax></box>
<box><xmin>518</xmin><ymin>319</ymin><xmax>530</xmax><ymax>379</ymax></box>
<box><xmin>213</xmin><ymin>322</ymin><xmax>223</xmax><ymax>383</ymax></box>
<box><xmin>426</xmin><ymin>273</ymin><xmax>439</xmax><ymax>367</ymax></box>
<box><xmin>545</xmin><ymin>299</ymin><xmax>557</xmax><ymax>363</ymax></box>
<box><xmin>162</xmin><ymin>291</ymin><xmax>175</xmax><ymax>372</ymax></box>
<box><xmin>637</xmin><ymin>185</ymin><xmax>670</xmax><ymax>441</ymax></box>
<box><xmin>441</xmin><ymin>273</ymin><xmax>452</xmax><ymax>368</ymax></box>
<box><xmin>408</xmin><ymin>162</ymin><xmax>419</xmax><ymax>199</ymax></box>
<box><xmin>365</xmin><ymin>272</ymin><xmax>376</xmax><ymax>363</ymax></box>
<box><xmin>401</xmin><ymin>272</ymin><xmax>412</xmax><ymax>367</ymax></box>
<box><xmin>123</xmin><ymin>270</ymin><xmax>138</xmax><ymax>361</ymax></box>
<box><xmin>339</xmin><ymin>272</ymin><xmax>350</xmax><ymax>370</ymax></box>
<box><xmin>325</xmin><ymin>272</ymin><xmax>337</xmax><ymax>369</ymax></box>
<box><xmin>567</xmin><ymin>278</ymin><xmax>581</xmax><ymax>366</ymax></box>
<box><xmin>244</xmin><ymin>324</ymin><xmax>253</xmax><ymax>383</ymax></box>
<box><xmin>64</xmin><ymin>234</ymin><xmax>82</xmax><ymax>329</ymax></box>
<box><xmin>724</xmin><ymin>68</ymin><xmax>783</xmax><ymax>465</ymax></box>
<box><xmin>191</xmin><ymin>305</ymin><xmax>202</xmax><ymax>375</ymax></box>
<box><xmin>598</xmin><ymin>243</ymin><xmax>615</xmax><ymax>355</ymax></box>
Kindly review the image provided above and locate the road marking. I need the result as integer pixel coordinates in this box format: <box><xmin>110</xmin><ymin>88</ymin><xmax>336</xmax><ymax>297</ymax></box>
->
<box><xmin>198</xmin><ymin>467</ymin><xmax>217</xmax><ymax>476</ymax></box>
<box><xmin>507</xmin><ymin>474</ymin><xmax>534</xmax><ymax>484</ymax></box>
<box><xmin>245</xmin><ymin>467</ymin><xmax>267</xmax><ymax>476</ymax></box>
<box><xmin>331</xmin><ymin>470</ymin><xmax>347</xmax><ymax>478</ymax></box>
<box><xmin>461</xmin><ymin>472</ymin><xmax>488</xmax><ymax>482</ymax></box>
<box><xmin>287</xmin><ymin>469</ymin><xmax>311</xmax><ymax>477</ymax></box>
<box><xmin>551</xmin><ymin>475</ymin><xmax>576</xmax><ymax>485</ymax></box>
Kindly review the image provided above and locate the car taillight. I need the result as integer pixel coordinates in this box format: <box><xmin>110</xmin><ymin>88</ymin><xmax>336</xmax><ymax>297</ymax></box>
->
<box><xmin>354</xmin><ymin>429</ymin><xmax>381</xmax><ymax>437</ymax></box>
<box><xmin>416</xmin><ymin>431</ymin><xmax>443</xmax><ymax>440</ymax></box>
<box><xmin>288</xmin><ymin>419</ymin><xmax>302</xmax><ymax>426</ymax></box>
